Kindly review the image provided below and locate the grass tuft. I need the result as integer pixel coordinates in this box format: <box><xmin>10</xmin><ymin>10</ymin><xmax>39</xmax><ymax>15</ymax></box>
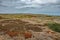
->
<box><xmin>47</xmin><ymin>22</ymin><xmax>60</xmax><ymax>33</ymax></box>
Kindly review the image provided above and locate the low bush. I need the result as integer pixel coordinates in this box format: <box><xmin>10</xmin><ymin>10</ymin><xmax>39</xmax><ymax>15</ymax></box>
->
<box><xmin>24</xmin><ymin>32</ymin><xmax>32</xmax><ymax>39</ymax></box>
<box><xmin>47</xmin><ymin>22</ymin><xmax>60</xmax><ymax>33</ymax></box>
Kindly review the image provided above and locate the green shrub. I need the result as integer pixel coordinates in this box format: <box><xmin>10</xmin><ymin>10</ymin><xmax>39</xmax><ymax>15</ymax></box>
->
<box><xmin>47</xmin><ymin>22</ymin><xmax>60</xmax><ymax>33</ymax></box>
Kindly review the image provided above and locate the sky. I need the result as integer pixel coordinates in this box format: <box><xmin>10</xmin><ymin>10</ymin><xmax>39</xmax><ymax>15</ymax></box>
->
<box><xmin>0</xmin><ymin>0</ymin><xmax>60</xmax><ymax>15</ymax></box>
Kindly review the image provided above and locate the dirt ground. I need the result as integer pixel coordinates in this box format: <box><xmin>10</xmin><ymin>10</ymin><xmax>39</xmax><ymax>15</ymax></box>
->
<box><xmin>0</xmin><ymin>19</ymin><xmax>59</xmax><ymax>40</ymax></box>
<box><xmin>0</xmin><ymin>14</ymin><xmax>60</xmax><ymax>40</ymax></box>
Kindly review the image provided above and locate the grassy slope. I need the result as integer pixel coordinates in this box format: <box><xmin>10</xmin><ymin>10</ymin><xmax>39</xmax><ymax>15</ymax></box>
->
<box><xmin>0</xmin><ymin>14</ymin><xmax>60</xmax><ymax>33</ymax></box>
<box><xmin>0</xmin><ymin>14</ymin><xmax>60</xmax><ymax>19</ymax></box>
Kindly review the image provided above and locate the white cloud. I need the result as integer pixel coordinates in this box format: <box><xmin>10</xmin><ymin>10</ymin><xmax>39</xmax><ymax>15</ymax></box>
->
<box><xmin>0</xmin><ymin>0</ymin><xmax>59</xmax><ymax>8</ymax></box>
<box><xmin>15</xmin><ymin>0</ymin><xmax>58</xmax><ymax>9</ymax></box>
<box><xmin>20</xmin><ymin>0</ymin><xmax>57</xmax><ymax>4</ymax></box>
<box><xmin>48</xmin><ymin>0</ymin><xmax>57</xmax><ymax>3</ymax></box>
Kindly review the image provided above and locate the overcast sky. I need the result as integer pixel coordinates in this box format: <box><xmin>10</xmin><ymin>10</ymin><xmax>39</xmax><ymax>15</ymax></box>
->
<box><xmin>0</xmin><ymin>0</ymin><xmax>60</xmax><ymax>15</ymax></box>
<box><xmin>0</xmin><ymin>0</ymin><xmax>60</xmax><ymax>7</ymax></box>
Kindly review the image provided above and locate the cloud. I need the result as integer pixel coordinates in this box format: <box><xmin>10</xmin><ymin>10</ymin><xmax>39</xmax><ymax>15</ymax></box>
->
<box><xmin>14</xmin><ymin>0</ymin><xmax>59</xmax><ymax>9</ymax></box>
<box><xmin>20</xmin><ymin>0</ymin><xmax>57</xmax><ymax>4</ymax></box>
<box><xmin>0</xmin><ymin>0</ymin><xmax>60</xmax><ymax>15</ymax></box>
<box><xmin>0</xmin><ymin>0</ymin><xmax>59</xmax><ymax>6</ymax></box>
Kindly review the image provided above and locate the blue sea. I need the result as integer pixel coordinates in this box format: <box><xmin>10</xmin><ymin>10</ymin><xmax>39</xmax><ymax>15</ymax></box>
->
<box><xmin>0</xmin><ymin>0</ymin><xmax>60</xmax><ymax>16</ymax></box>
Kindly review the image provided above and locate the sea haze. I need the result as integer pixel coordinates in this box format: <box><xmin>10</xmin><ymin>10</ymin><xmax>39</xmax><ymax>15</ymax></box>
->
<box><xmin>0</xmin><ymin>0</ymin><xmax>60</xmax><ymax>15</ymax></box>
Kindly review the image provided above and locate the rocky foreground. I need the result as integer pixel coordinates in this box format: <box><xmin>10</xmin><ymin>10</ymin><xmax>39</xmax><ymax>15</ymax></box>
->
<box><xmin>0</xmin><ymin>19</ymin><xmax>60</xmax><ymax>40</ymax></box>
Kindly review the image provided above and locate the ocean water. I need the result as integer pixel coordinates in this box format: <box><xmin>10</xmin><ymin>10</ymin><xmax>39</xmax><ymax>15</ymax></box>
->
<box><xmin>0</xmin><ymin>0</ymin><xmax>60</xmax><ymax>16</ymax></box>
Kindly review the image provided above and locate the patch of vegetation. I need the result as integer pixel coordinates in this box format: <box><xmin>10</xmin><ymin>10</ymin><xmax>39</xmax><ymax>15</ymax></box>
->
<box><xmin>0</xmin><ymin>16</ymin><xmax>4</xmax><ymax>19</ymax></box>
<box><xmin>47</xmin><ymin>22</ymin><xmax>60</xmax><ymax>33</ymax></box>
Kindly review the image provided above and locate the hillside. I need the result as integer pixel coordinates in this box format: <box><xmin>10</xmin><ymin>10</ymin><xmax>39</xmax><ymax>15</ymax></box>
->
<box><xmin>0</xmin><ymin>14</ymin><xmax>60</xmax><ymax>40</ymax></box>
